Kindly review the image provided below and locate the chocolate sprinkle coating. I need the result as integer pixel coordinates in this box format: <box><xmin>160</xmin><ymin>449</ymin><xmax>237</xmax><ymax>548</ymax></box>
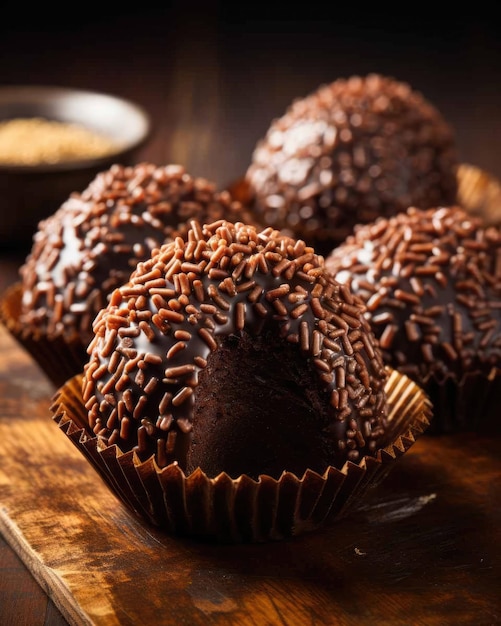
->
<box><xmin>325</xmin><ymin>205</ymin><xmax>501</xmax><ymax>386</ymax></box>
<box><xmin>245</xmin><ymin>74</ymin><xmax>458</xmax><ymax>255</ymax></box>
<box><xmin>19</xmin><ymin>162</ymin><xmax>254</xmax><ymax>345</ymax></box>
<box><xmin>83</xmin><ymin>220</ymin><xmax>388</xmax><ymax>479</ymax></box>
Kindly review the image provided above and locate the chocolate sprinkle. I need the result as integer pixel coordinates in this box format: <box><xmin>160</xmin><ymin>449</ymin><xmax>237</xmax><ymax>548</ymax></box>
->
<box><xmin>245</xmin><ymin>74</ymin><xmax>458</xmax><ymax>255</ymax></box>
<box><xmin>83</xmin><ymin>221</ymin><xmax>387</xmax><ymax>478</ymax></box>
<box><xmin>325</xmin><ymin>205</ymin><xmax>501</xmax><ymax>386</ymax></box>
<box><xmin>19</xmin><ymin>163</ymin><xmax>255</xmax><ymax>346</ymax></box>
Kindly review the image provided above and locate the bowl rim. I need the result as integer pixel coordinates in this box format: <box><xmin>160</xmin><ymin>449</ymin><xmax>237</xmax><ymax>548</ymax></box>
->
<box><xmin>0</xmin><ymin>84</ymin><xmax>152</xmax><ymax>173</ymax></box>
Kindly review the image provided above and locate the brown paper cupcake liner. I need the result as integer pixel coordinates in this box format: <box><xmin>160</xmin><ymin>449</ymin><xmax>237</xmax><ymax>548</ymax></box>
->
<box><xmin>456</xmin><ymin>163</ymin><xmax>501</xmax><ymax>226</ymax></box>
<box><xmin>50</xmin><ymin>368</ymin><xmax>432</xmax><ymax>543</ymax></box>
<box><xmin>424</xmin><ymin>368</ymin><xmax>501</xmax><ymax>434</ymax></box>
<box><xmin>0</xmin><ymin>282</ymin><xmax>88</xmax><ymax>388</ymax></box>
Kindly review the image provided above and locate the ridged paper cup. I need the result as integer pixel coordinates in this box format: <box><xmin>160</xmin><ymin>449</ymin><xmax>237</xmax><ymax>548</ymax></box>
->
<box><xmin>424</xmin><ymin>368</ymin><xmax>501</xmax><ymax>434</ymax></box>
<box><xmin>413</xmin><ymin>162</ymin><xmax>501</xmax><ymax>435</ymax></box>
<box><xmin>456</xmin><ymin>163</ymin><xmax>501</xmax><ymax>226</ymax></box>
<box><xmin>0</xmin><ymin>282</ymin><xmax>88</xmax><ymax>388</ymax></box>
<box><xmin>50</xmin><ymin>368</ymin><xmax>432</xmax><ymax>544</ymax></box>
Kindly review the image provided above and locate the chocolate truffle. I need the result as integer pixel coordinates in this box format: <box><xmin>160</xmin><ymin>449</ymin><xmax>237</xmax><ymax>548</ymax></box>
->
<box><xmin>83</xmin><ymin>220</ymin><xmax>388</xmax><ymax>480</ymax></box>
<box><xmin>325</xmin><ymin>205</ymin><xmax>501</xmax><ymax>431</ymax></box>
<box><xmin>14</xmin><ymin>162</ymin><xmax>253</xmax><ymax>385</ymax></box>
<box><xmin>244</xmin><ymin>73</ymin><xmax>458</xmax><ymax>255</ymax></box>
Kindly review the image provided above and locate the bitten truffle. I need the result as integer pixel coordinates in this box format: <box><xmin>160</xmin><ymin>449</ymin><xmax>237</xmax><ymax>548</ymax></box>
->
<box><xmin>325</xmin><ymin>205</ymin><xmax>501</xmax><ymax>430</ymax></box>
<box><xmin>245</xmin><ymin>73</ymin><xmax>458</xmax><ymax>255</ymax></box>
<box><xmin>83</xmin><ymin>220</ymin><xmax>388</xmax><ymax>480</ymax></box>
<box><xmin>18</xmin><ymin>162</ymin><xmax>253</xmax><ymax>348</ymax></box>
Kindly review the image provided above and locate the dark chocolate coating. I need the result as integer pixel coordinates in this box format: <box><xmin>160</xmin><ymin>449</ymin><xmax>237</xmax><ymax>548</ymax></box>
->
<box><xmin>19</xmin><ymin>162</ymin><xmax>254</xmax><ymax>345</ymax></box>
<box><xmin>325</xmin><ymin>205</ymin><xmax>501</xmax><ymax>385</ymax></box>
<box><xmin>83</xmin><ymin>221</ymin><xmax>388</xmax><ymax>479</ymax></box>
<box><xmin>245</xmin><ymin>74</ymin><xmax>458</xmax><ymax>255</ymax></box>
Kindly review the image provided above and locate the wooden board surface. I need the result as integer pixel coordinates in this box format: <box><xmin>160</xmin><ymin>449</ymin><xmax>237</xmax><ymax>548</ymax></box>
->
<box><xmin>0</xmin><ymin>323</ymin><xmax>500</xmax><ymax>626</ymax></box>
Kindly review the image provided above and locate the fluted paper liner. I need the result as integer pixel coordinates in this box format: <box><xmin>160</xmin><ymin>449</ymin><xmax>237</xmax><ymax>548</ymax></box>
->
<box><xmin>50</xmin><ymin>368</ymin><xmax>432</xmax><ymax>543</ymax></box>
<box><xmin>456</xmin><ymin>163</ymin><xmax>501</xmax><ymax>226</ymax></box>
<box><xmin>423</xmin><ymin>367</ymin><xmax>501</xmax><ymax>434</ymax></box>
<box><xmin>0</xmin><ymin>282</ymin><xmax>88</xmax><ymax>388</ymax></box>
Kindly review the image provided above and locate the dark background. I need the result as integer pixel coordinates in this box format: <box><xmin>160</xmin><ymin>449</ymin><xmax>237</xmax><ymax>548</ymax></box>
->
<box><xmin>1</xmin><ymin>3</ymin><xmax>500</xmax><ymax>189</ymax></box>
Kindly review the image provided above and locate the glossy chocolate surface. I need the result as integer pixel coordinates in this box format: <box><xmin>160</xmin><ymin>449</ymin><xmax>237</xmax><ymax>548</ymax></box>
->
<box><xmin>19</xmin><ymin>163</ymin><xmax>253</xmax><ymax>346</ymax></box>
<box><xmin>245</xmin><ymin>74</ymin><xmax>458</xmax><ymax>254</ymax></box>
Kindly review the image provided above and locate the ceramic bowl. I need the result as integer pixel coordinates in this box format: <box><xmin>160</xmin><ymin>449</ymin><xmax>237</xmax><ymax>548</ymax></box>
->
<box><xmin>0</xmin><ymin>85</ymin><xmax>152</xmax><ymax>249</ymax></box>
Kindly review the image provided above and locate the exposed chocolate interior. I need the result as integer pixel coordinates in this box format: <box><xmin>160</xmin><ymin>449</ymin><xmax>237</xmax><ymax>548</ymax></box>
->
<box><xmin>188</xmin><ymin>330</ymin><xmax>338</xmax><ymax>480</ymax></box>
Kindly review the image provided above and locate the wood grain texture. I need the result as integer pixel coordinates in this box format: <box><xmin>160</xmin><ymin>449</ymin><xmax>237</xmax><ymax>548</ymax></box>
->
<box><xmin>0</xmin><ymin>532</ymin><xmax>67</xmax><ymax>626</ymax></box>
<box><xmin>1</xmin><ymin>322</ymin><xmax>501</xmax><ymax>626</ymax></box>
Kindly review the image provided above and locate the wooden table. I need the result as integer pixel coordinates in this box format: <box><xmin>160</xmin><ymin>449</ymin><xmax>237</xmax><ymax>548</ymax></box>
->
<box><xmin>1</xmin><ymin>6</ymin><xmax>501</xmax><ymax>625</ymax></box>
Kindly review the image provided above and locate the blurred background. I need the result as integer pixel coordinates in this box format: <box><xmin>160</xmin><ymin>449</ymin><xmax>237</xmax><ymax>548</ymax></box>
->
<box><xmin>1</xmin><ymin>3</ymin><xmax>500</xmax><ymax>192</ymax></box>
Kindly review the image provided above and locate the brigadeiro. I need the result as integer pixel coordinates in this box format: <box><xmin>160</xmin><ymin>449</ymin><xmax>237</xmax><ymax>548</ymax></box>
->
<box><xmin>51</xmin><ymin>220</ymin><xmax>431</xmax><ymax>542</ymax></box>
<box><xmin>0</xmin><ymin>162</ymin><xmax>256</xmax><ymax>387</ymax></box>
<box><xmin>325</xmin><ymin>205</ymin><xmax>501</xmax><ymax>433</ymax></box>
<box><xmin>243</xmin><ymin>73</ymin><xmax>459</xmax><ymax>255</ymax></box>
